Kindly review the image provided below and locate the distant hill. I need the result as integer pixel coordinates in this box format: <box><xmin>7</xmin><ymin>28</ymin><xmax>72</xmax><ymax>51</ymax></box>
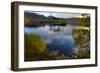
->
<box><xmin>24</xmin><ymin>12</ymin><xmax>46</xmax><ymax>20</ymax></box>
<box><xmin>65</xmin><ymin>18</ymin><xmax>80</xmax><ymax>25</ymax></box>
<box><xmin>24</xmin><ymin>12</ymin><xmax>81</xmax><ymax>26</ymax></box>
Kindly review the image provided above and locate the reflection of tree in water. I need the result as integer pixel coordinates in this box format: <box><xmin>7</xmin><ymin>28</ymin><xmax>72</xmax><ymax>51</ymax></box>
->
<box><xmin>50</xmin><ymin>25</ymin><xmax>65</xmax><ymax>32</ymax></box>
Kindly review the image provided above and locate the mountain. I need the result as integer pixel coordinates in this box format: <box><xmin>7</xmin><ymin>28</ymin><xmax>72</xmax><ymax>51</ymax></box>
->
<box><xmin>24</xmin><ymin>12</ymin><xmax>46</xmax><ymax>20</ymax></box>
<box><xmin>24</xmin><ymin>12</ymin><xmax>81</xmax><ymax>26</ymax></box>
<box><xmin>47</xmin><ymin>16</ymin><xmax>56</xmax><ymax>19</ymax></box>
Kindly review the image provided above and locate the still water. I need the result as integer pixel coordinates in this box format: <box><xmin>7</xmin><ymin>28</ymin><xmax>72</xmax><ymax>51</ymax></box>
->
<box><xmin>25</xmin><ymin>24</ymin><xmax>76</xmax><ymax>56</ymax></box>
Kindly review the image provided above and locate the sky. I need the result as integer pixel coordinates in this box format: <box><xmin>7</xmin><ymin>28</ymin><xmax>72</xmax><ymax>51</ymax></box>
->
<box><xmin>25</xmin><ymin>11</ymin><xmax>87</xmax><ymax>18</ymax></box>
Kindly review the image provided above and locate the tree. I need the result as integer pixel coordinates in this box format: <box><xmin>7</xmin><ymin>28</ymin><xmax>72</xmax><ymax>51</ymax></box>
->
<box><xmin>72</xmin><ymin>29</ymin><xmax>90</xmax><ymax>58</ymax></box>
<box><xmin>31</xmin><ymin>34</ymin><xmax>46</xmax><ymax>54</ymax></box>
<box><xmin>24</xmin><ymin>16</ymin><xmax>31</xmax><ymax>24</ymax></box>
<box><xmin>80</xmin><ymin>14</ymin><xmax>90</xmax><ymax>27</ymax></box>
<box><xmin>72</xmin><ymin>14</ymin><xmax>90</xmax><ymax>58</ymax></box>
<box><xmin>24</xmin><ymin>34</ymin><xmax>46</xmax><ymax>61</ymax></box>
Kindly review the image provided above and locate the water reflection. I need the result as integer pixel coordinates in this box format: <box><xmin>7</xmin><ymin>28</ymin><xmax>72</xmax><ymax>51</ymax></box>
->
<box><xmin>25</xmin><ymin>24</ymin><xmax>76</xmax><ymax>56</ymax></box>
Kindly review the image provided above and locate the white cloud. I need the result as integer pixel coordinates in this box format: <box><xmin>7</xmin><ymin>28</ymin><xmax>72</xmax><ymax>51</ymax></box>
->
<box><xmin>25</xmin><ymin>11</ymin><xmax>84</xmax><ymax>18</ymax></box>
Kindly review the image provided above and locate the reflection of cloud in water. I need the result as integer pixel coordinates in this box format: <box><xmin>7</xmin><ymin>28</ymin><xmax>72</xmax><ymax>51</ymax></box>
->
<box><xmin>24</xmin><ymin>24</ymin><xmax>75</xmax><ymax>55</ymax></box>
<box><xmin>24</xmin><ymin>24</ymin><xmax>75</xmax><ymax>35</ymax></box>
<box><xmin>46</xmin><ymin>39</ymin><xmax>53</xmax><ymax>44</ymax></box>
<box><xmin>47</xmin><ymin>35</ymin><xmax>75</xmax><ymax>55</ymax></box>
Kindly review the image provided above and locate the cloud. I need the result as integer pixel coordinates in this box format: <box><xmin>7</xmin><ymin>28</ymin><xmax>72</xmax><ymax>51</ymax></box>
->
<box><xmin>25</xmin><ymin>11</ymin><xmax>83</xmax><ymax>18</ymax></box>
